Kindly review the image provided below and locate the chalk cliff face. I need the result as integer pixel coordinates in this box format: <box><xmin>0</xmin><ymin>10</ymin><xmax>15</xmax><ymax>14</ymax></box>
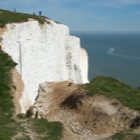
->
<box><xmin>0</xmin><ymin>19</ymin><xmax>89</xmax><ymax>112</ymax></box>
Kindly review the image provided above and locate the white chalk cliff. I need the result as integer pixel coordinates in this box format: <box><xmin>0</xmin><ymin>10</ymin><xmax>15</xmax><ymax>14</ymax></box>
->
<box><xmin>0</xmin><ymin>19</ymin><xmax>89</xmax><ymax>113</ymax></box>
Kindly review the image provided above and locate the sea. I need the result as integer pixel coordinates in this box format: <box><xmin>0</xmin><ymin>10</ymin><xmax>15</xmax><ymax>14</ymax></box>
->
<box><xmin>72</xmin><ymin>32</ymin><xmax>140</xmax><ymax>87</ymax></box>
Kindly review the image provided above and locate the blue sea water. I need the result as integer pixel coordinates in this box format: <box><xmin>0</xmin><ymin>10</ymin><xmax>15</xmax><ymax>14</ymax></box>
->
<box><xmin>72</xmin><ymin>32</ymin><xmax>140</xmax><ymax>87</ymax></box>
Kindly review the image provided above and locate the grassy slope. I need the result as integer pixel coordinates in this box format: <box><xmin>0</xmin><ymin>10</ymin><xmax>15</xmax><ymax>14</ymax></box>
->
<box><xmin>110</xmin><ymin>130</ymin><xmax>140</xmax><ymax>140</ymax></box>
<box><xmin>0</xmin><ymin>48</ymin><xmax>63</xmax><ymax>140</ymax></box>
<box><xmin>0</xmin><ymin>9</ymin><xmax>47</xmax><ymax>27</ymax></box>
<box><xmin>0</xmin><ymin>48</ymin><xmax>17</xmax><ymax>139</ymax></box>
<box><xmin>83</xmin><ymin>76</ymin><xmax>140</xmax><ymax>112</ymax></box>
<box><xmin>32</xmin><ymin>119</ymin><xmax>63</xmax><ymax>140</ymax></box>
<box><xmin>83</xmin><ymin>76</ymin><xmax>140</xmax><ymax>140</ymax></box>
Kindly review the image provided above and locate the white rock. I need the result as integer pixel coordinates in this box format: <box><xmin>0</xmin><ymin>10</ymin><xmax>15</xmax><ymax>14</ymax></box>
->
<box><xmin>1</xmin><ymin>19</ymin><xmax>89</xmax><ymax>113</ymax></box>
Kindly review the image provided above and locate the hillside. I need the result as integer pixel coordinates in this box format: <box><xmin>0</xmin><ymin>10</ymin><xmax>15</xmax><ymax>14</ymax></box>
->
<box><xmin>0</xmin><ymin>9</ymin><xmax>140</xmax><ymax>140</ymax></box>
<box><xmin>26</xmin><ymin>80</ymin><xmax>140</xmax><ymax>140</ymax></box>
<box><xmin>83</xmin><ymin>76</ymin><xmax>140</xmax><ymax>113</ymax></box>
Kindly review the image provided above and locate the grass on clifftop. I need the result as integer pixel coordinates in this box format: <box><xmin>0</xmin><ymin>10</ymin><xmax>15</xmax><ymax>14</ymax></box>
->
<box><xmin>83</xmin><ymin>76</ymin><xmax>140</xmax><ymax>112</ymax></box>
<box><xmin>0</xmin><ymin>9</ymin><xmax>47</xmax><ymax>27</ymax></box>
<box><xmin>0</xmin><ymin>48</ymin><xmax>63</xmax><ymax>140</ymax></box>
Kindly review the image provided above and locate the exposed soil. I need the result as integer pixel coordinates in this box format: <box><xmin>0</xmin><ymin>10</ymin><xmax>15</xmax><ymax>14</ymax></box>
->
<box><xmin>11</xmin><ymin>68</ymin><xmax>24</xmax><ymax>114</ymax></box>
<box><xmin>27</xmin><ymin>81</ymin><xmax>139</xmax><ymax>140</ymax></box>
<box><xmin>0</xmin><ymin>27</ymin><xmax>7</xmax><ymax>36</ymax></box>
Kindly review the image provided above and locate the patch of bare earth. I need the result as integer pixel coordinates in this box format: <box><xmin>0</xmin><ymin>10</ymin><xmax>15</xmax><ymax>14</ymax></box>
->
<box><xmin>133</xmin><ymin>126</ymin><xmax>140</xmax><ymax>134</ymax></box>
<box><xmin>10</xmin><ymin>69</ymin><xmax>40</xmax><ymax>140</ymax></box>
<box><xmin>11</xmin><ymin>68</ymin><xmax>23</xmax><ymax>114</ymax></box>
<box><xmin>27</xmin><ymin>81</ymin><xmax>139</xmax><ymax>140</ymax></box>
<box><xmin>0</xmin><ymin>27</ymin><xmax>7</xmax><ymax>36</ymax></box>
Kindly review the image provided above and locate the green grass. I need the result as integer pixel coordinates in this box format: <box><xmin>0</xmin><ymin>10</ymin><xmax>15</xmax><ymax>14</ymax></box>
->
<box><xmin>0</xmin><ymin>49</ymin><xmax>16</xmax><ymax>102</ymax></box>
<box><xmin>83</xmin><ymin>76</ymin><xmax>140</xmax><ymax>112</ymax></box>
<box><xmin>0</xmin><ymin>9</ymin><xmax>48</xmax><ymax>27</ymax></box>
<box><xmin>31</xmin><ymin>119</ymin><xmax>63</xmax><ymax>140</ymax></box>
<box><xmin>110</xmin><ymin>130</ymin><xmax>140</xmax><ymax>140</ymax></box>
<box><xmin>0</xmin><ymin>48</ymin><xmax>18</xmax><ymax>139</ymax></box>
<box><xmin>0</xmin><ymin>49</ymin><xmax>16</xmax><ymax>113</ymax></box>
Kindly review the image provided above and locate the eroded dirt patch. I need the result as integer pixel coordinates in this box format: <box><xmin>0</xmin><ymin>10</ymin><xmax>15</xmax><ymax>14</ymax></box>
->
<box><xmin>27</xmin><ymin>81</ymin><xmax>139</xmax><ymax>140</ymax></box>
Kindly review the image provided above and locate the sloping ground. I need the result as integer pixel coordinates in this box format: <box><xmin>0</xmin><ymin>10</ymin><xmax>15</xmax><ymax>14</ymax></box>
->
<box><xmin>11</xmin><ymin>117</ymin><xmax>63</xmax><ymax>140</ymax></box>
<box><xmin>0</xmin><ymin>48</ymin><xmax>18</xmax><ymax>139</ymax></box>
<box><xmin>83</xmin><ymin>76</ymin><xmax>140</xmax><ymax>113</ymax></box>
<box><xmin>28</xmin><ymin>81</ymin><xmax>140</xmax><ymax>140</ymax></box>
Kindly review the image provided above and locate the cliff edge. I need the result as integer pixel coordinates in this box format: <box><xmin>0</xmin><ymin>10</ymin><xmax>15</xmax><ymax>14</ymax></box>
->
<box><xmin>0</xmin><ymin>10</ymin><xmax>89</xmax><ymax>113</ymax></box>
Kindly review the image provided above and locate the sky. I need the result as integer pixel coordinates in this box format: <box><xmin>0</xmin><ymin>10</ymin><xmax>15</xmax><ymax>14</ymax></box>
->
<box><xmin>1</xmin><ymin>0</ymin><xmax>140</xmax><ymax>32</ymax></box>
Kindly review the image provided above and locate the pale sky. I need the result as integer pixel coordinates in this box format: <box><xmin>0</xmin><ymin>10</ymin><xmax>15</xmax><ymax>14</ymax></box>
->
<box><xmin>1</xmin><ymin>0</ymin><xmax>140</xmax><ymax>32</ymax></box>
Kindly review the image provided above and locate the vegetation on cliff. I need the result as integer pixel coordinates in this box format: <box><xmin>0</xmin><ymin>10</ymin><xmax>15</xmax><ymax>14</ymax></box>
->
<box><xmin>0</xmin><ymin>48</ymin><xmax>17</xmax><ymax>139</ymax></box>
<box><xmin>0</xmin><ymin>9</ymin><xmax>48</xmax><ymax>27</ymax></box>
<box><xmin>83</xmin><ymin>76</ymin><xmax>140</xmax><ymax>113</ymax></box>
<box><xmin>110</xmin><ymin>130</ymin><xmax>140</xmax><ymax>140</ymax></box>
